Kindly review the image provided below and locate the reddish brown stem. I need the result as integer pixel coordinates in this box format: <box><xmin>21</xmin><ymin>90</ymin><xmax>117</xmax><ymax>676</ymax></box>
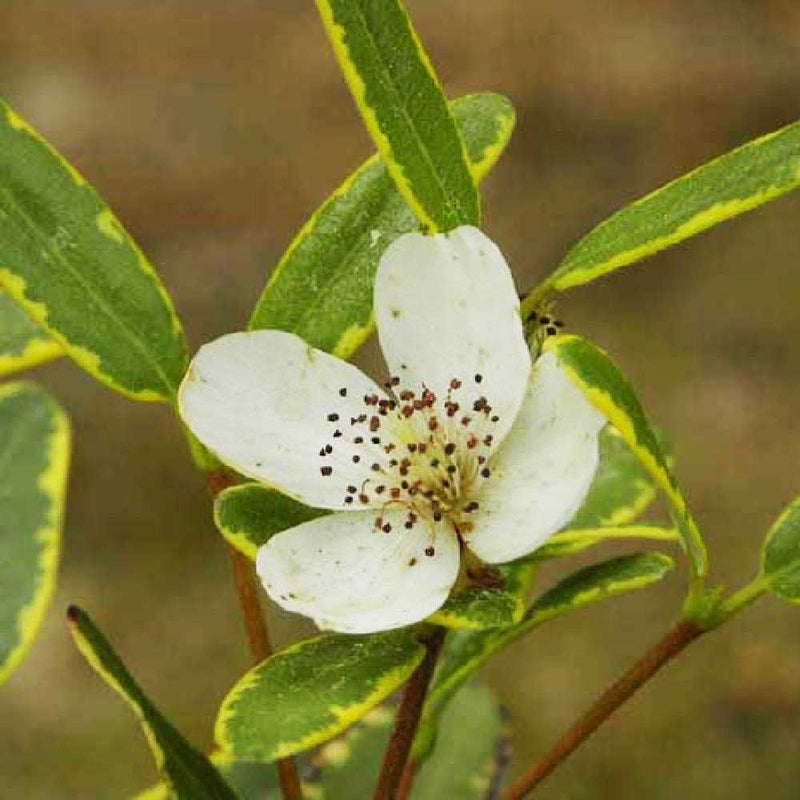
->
<box><xmin>372</xmin><ymin>628</ymin><xmax>446</xmax><ymax>800</ymax></box>
<box><xmin>206</xmin><ymin>470</ymin><xmax>303</xmax><ymax>800</ymax></box>
<box><xmin>501</xmin><ymin>619</ymin><xmax>704</xmax><ymax>799</ymax></box>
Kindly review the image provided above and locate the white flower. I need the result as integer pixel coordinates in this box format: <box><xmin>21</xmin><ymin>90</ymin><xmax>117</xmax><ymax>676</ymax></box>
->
<box><xmin>179</xmin><ymin>226</ymin><xmax>605</xmax><ymax>634</ymax></box>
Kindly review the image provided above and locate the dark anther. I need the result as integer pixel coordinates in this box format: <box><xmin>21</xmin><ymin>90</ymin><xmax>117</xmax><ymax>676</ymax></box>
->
<box><xmin>370</xmin><ymin>416</ymin><xmax>380</xmax><ymax>431</ymax></box>
<box><xmin>339</xmin><ymin>387</ymin><xmax>347</xmax><ymax>397</ymax></box>
<box><xmin>480</xmin><ymin>467</ymin><xmax>491</xmax><ymax>478</ymax></box>
<box><xmin>333</xmin><ymin>429</ymin><xmax>342</xmax><ymax>438</ymax></box>
<box><xmin>464</xmin><ymin>501</ymin><xmax>480</xmax><ymax>512</ymax></box>
<box><xmin>325</xmin><ymin>444</ymin><xmax>333</xmax><ymax>454</ymax></box>
<box><xmin>546</xmin><ymin>326</ymin><xmax>558</xmax><ymax>336</ymax></box>
<box><xmin>354</xmin><ymin>436</ymin><xmax>364</xmax><ymax>444</ymax></box>
<box><xmin>352</xmin><ymin>455</ymin><xmax>361</xmax><ymax>463</ymax></box>
<box><xmin>359</xmin><ymin>494</ymin><xmax>369</xmax><ymax>504</ymax></box>
<box><xmin>450</xmin><ymin>378</ymin><xmax>462</xmax><ymax>389</ymax></box>
<box><xmin>382</xmin><ymin>523</ymin><xmax>392</xmax><ymax>533</ymax></box>
<box><xmin>371</xmin><ymin>463</ymin><xmax>381</xmax><ymax>472</ymax></box>
<box><xmin>344</xmin><ymin>496</ymin><xmax>353</xmax><ymax>504</ymax></box>
<box><xmin>474</xmin><ymin>373</ymin><xmax>483</xmax><ymax>383</ymax></box>
<box><xmin>327</xmin><ymin>413</ymin><xmax>339</xmax><ymax>422</ymax></box>
<box><xmin>347</xmin><ymin>485</ymin><xmax>357</xmax><ymax>493</ymax></box>
<box><xmin>444</xmin><ymin>443</ymin><xmax>456</xmax><ymax>456</ymax></box>
<box><xmin>433</xmin><ymin>511</ymin><xmax>442</xmax><ymax>521</ymax></box>
<box><xmin>376</xmin><ymin>485</ymin><xmax>386</xmax><ymax>494</ymax></box>
<box><xmin>320</xmin><ymin>466</ymin><xmax>333</xmax><ymax>476</ymax></box>
<box><xmin>539</xmin><ymin>315</ymin><xmax>551</xmax><ymax>325</ymax></box>
<box><xmin>491</xmin><ymin>415</ymin><xmax>500</xmax><ymax>422</ymax></box>
<box><xmin>425</xmin><ymin>546</ymin><xmax>435</xmax><ymax>557</ymax></box>
<box><xmin>371</xmin><ymin>436</ymin><xmax>381</xmax><ymax>444</ymax></box>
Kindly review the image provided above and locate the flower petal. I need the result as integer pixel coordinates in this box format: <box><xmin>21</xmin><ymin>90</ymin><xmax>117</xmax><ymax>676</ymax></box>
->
<box><xmin>465</xmin><ymin>352</ymin><xmax>606</xmax><ymax>563</ymax></box>
<box><xmin>375</xmin><ymin>226</ymin><xmax>530</xmax><ymax>452</ymax></box>
<box><xmin>256</xmin><ymin>511</ymin><xmax>460</xmax><ymax>634</ymax></box>
<box><xmin>178</xmin><ymin>330</ymin><xmax>399</xmax><ymax>509</ymax></box>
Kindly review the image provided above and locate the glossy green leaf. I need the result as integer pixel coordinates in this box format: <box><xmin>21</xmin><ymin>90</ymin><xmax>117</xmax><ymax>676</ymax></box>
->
<box><xmin>0</xmin><ymin>381</ymin><xmax>69</xmax><ymax>685</ymax></box>
<box><xmin>413</xmin><ymin>552</ymin><xmax>674</xmax><ymax>761</ymax></box>
<box><xmin>543</xmin><ymin>335</ymin><xmax>707</xmax><ymax>578</ymax></box>
<box><xmin>0</xmin><ymin>98</ymin><xmax>188</xmax><ymax>402</ymax></box>
<box><xmin>537</xmin><ymin>523</ymin><xmax>680</xmax><ymax>559</ymax></box>
<box><xmin>429</xmin><ymin>562</ymin><xmax>536</xmax><ymax>630</ymax></box>
<box><xmin>761</xmin><ymin>495</ymin><xmax>800</xmax><ymax>602</ymax></box>
<box><xmin>571</xmin><ymin>425</ymin><xmax>657</xmax><ymax>527</ymax></box>
<box><xmin>215</xmin><ymin>630</ymin><xmax>425</xmax><ymax>763</ymax></box>
<box><xmin>0</xmin><ymin>290</ymin><xmax>61</xmax><ymax>378</ymax></box>
<box><xmin>67</xmin><ymin>606</ymin><xmax>237</xmax><ymax>799</ymax></box>
<box><xmin>249</xmin><ymin>92</ymin><xmax>514</xmax><ymax>358</ymax></box>
<box><xmin>525</xmin><ymin>118</ymin><xmax>800</xmax><ymax>306</ymax></box>
<box><xmin>311</xmin><ymin>681</ymin><xmax>506</xmax><ymax>800</ymax></box>
<box><xmin>214</xmin><ymin>483</ymin><xmax>328</xmax><ymax>561</ymax></box>
<box><xmin>315</xmin><ymin>0</ymin><xmax>479</xmax><ymax>232</ymax></box>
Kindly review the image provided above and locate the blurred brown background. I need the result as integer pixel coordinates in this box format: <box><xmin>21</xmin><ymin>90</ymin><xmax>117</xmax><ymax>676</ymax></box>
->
<box><xmin>2</xmin><ymin>1</ymin><xmax>800</xmax><ymax>797</ymax></box>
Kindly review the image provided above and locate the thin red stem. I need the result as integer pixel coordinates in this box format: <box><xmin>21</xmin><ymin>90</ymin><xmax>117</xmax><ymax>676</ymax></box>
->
<box><xmin>372</xmin><ymin>628</ymin><xmax>446</xmax><ymax>800</ymax></box>
<box><xmin>501</xmin><ymin>619</ymin><xmax>704</xmax><ymax>799</ymax></box>
<box><xmin>206</xmin><ymin>469</ymin><xmax>303</xmax><ymax>800</ymax></box>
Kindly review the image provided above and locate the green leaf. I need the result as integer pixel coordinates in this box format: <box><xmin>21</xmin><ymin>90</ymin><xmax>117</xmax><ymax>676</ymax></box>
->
<box><xmin>249</xmin><ymin>92</ymin><xmax>513</xmax><ymax>358</ymax></box>
<box><xmin>537</xmin><ymin>523</ymin><xmax>680</xmax><ymax>559</ymax></box>
<box><xmin>315</xmin><ymin>0</ymin><xmax>479</xmax><ymax>232</ymax></box>
<box><xmin>0</xmin><ymin>381</ymin><xmax>69</xmax><ymax>685</ymax></box>
<box><xmin>67</xmin><ymin>606</ymin><xmax>237</xmax><ymax>799</ymax></box>
<box><xmin>571</xmin><ymin>426</ymin><xmax>657</xmax><ymax>527</ymax></box>
<box><xmin>761</xmin><ymin>495</ymin><xmax>800</xmax><ymax>602</ymax></box>
<box><xmin>525</xmin><ymin>118</ymin><xmax>800</xmax><ymax>305</ymax></box>
<box><xmin>215</xmin><ymin>630</ymin><xmax>425</xmax><ymax>763</ymax></box>
<box><xmin>413</xmin><ymin>552</ymin><xmax>673</xmax><ymax>761</ymax></box>
<box><xmin>0</xmin><ymin>290</ymin><xmax>61</xmax><ymax>378</ymax></box>
<box><xmin>543</xmin><ymin>335</ymin><xmax>707</xmax><ymax>579</ymax></box>
<box><xmin>429</xmin><ymin>562</ymin><xmax>536</xmax><ymax>630</ymax></box>
<box><xmin>214</xmin><ymin>483</ymin><xmax>328</xmax><ymax>561</ymax></box>
<box><xmin>0</xmin><ymin>98</ymin><xmax>188</xmax><ymax>402</ymax></box>
<box><xmin>310</xmin><ymin>682</ymin><xmax>506</xmax><ymax>800</ymax></box>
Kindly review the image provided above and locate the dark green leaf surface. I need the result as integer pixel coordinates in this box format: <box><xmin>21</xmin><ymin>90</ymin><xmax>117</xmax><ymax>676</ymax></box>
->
<box><xmin>761</xmin><ymin>495</ymin><xmax>800</xmax><ymax>602</ymax></box>
<box><xmin>67</xmin><ymin>607</ymin><xmax>237</xmax><ymax>799</ymax></box>
<box><xmin>413</xmin><ymin>553</ymin><xmax>673</xmax><ymax>761</ymax></box>
<box><xmin>0</xmin><ymin>381</ymin><xmax>69</xmax><ymax>685</ymax></box>
<box><xmin>249</xmin><ymin>93</ymin><xmax>514</xmax><ymax>357</ymax></box>
<box><xmin>214</xmin><ymin>483</ymin><xmax>328</xmax><ymax>560</ymax></box>
<box><xmin>315</xmin><ymin>0</ymin><xmax>479</xmax><ymax>231</ymax></box>
<box><xmin>0</xmin><ymin>98</ymin><xmax>188</xmax><ymax>401</ymax></box>
<box><xmin>526</xmin><ymin>118</ymin><xmax>800</xmax><ymax>304</ymax></box>
<box><xmin>0</xmin><ymin>290</ymin><xmax>61</xmax><ymax>377</ymax></box>
<box><xmin>215</xmin><ymin>630</ymin><xmax>425</xmax><ymax>762</ymax></box>
<box><xmin>430</xmin><ymin>562</ymin><xmax>536</xmax><ymax>630</ymax></box>
<box><xmin>571</xmin><ymin>426</ymin><xmax>657</xmax><ymax>527</ymax></box>
<box><xmin>543</xmin><ymin>335</ymin><xmax>707</xmax><ymax>578</ymax></box>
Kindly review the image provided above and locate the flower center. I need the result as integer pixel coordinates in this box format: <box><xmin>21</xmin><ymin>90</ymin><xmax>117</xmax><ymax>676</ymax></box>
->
<box><xmin>319</xmin><ymin>374</ymin><xmax>502</xmax><ymax>547</ymax></box>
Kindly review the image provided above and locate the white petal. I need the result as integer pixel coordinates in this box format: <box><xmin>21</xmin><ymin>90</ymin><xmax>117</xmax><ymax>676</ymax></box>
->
<box><xmin>256</xmin><ymin>511</ymin><xmax>460</xmax><ymax>634</ymax></box>
<box><xmin>375</xmin><ymin>226</ymin><xmax>530</xmax><ymax>453</ymax></box>
<box><xmin>178</xmin><ymin>330</ymin><xmax>400</xmax><ymax>509</ymax></box>
<box><xmin>465</xmin><ymin>352</ymin><xmax>606</xmax><ymax>563</ymax></box>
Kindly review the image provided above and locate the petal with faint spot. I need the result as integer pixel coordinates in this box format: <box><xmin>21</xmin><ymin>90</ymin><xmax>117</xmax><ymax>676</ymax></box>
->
<box><xmin>256</xmin><ymin>510</ymin><xmax>460</xmax><ymax>634</ymax></box>
<box><xmin>178</xmin><ymin>330</ymin><xmax>398</xmax><ymax>509</ymax></box>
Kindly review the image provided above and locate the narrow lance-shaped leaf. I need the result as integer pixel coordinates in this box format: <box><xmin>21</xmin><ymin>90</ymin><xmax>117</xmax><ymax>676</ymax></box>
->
<box><xmin>0</xmin><ymin>290</ymin><xmax>62</xmax><ymax>378</ymax></box>
<box><xmin>571</xmin><ymin>425</ymin><xmax>657</xmax><ymax>528</ymax></box>
<box><xmin>542</xmin><ymin>335</ymin><xmax>707</xmax><ymax>579</ymax></box>
<box><xmin>413</xmin><ymin>552</ymin><xmax>674</xmax><ymax>762</ymax></box>
<box><xmin>249</xmin><ymin>92</ymin><xmax>514</xmax><ymax>358</ymax></box>
<box><xmin>315</xmin><ymin>0</ymin><xmax>480</xmax><ymax>232</ymax></box>
<box><xmin>525</xmin><ymin>118</ymin><xmax>800</xmax><ymax>307</ymax></box>
<box><xmin>214</xmin><ymin>630</ymin><xmax>425</xmax><ymax>763</ymax></box>
<box><xmin>537</xmin><ymin>523</ymin><xmax>680</xmax><ymax>560</ymax></box>
<box><xmin>67</xmin><ymin>606</ymin><xmax>237</xmax><ymax>800</ymax></box>
<box><xmin>0</xmin><ymin>98</ymin><xmax>188</xmax><ymax>402</ymax></box>
<box><xmin>0</xmin><ymin>381</ymin><xmax>69</xmax><ymax>685</ymax></box>
<box><xmin>760</xmin><ymin>495</ymin><xmax>800</xmax><ymax>603</ymax></box>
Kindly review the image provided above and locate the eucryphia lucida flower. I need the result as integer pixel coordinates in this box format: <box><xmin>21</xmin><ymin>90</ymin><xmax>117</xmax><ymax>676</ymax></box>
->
<box><xmin>179</xmin><ymin>226</ymin><xmax>605</xmax><ymax>634</ymax></box>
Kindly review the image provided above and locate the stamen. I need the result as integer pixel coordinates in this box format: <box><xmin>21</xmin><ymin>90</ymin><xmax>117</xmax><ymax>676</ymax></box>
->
<box><xmin>320</xmin><ymin>466</ymin><xmax>333</xmax><ymax>476</ymax></box>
